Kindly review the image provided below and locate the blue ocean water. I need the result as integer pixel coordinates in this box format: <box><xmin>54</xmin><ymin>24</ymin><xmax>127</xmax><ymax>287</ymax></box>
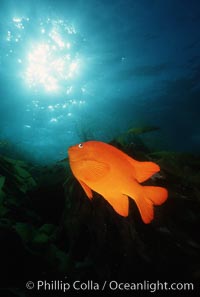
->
<box><xmin>0</xmin><ymin>0</ymin><xmax>200</xmax><ymax>164</ymax></box>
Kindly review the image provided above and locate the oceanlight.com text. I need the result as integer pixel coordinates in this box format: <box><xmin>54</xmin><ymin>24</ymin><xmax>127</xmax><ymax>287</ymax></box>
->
<box><xmin>26</xmin><ymin>279</ymin><xmax>194</xmax><ymax>293</ymax></box>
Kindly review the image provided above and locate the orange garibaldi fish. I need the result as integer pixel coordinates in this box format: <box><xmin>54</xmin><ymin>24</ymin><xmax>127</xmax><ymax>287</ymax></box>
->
<box><xmin>68</xmin><ymin>141</ymin><xmax>168</xmax><ymax>224</ymax></box>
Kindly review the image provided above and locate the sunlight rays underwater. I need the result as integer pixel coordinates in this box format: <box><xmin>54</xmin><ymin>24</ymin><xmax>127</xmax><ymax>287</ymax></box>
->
<box><xmin>1</xmin><ymin>14</ymin><xmax>94</xmax><ymax>162</ymax></box>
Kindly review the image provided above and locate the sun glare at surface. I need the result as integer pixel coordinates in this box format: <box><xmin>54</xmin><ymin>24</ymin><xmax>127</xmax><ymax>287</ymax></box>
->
<box><xmin>5</xmin><ymin>16</ymin><xmax>82</xmax><ymax>94</ymax></box>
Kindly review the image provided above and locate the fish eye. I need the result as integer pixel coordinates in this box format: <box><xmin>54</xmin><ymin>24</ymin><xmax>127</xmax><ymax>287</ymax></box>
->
<box><xmin>78</xmin><ymin>143</ymin><xmax>83</xmax><ymax>148</ymax></box>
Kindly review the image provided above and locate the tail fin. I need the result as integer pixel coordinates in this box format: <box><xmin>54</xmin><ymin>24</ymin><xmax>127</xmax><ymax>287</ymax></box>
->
<box><xmin>129</xmin><ymin>186</ymin><xmax>168</xmax><ymax>224</ymax></box>
<box><xmin>143</xmin><ymin>186</ymin><xmax>168</xmax><ymax>206</ymax></box>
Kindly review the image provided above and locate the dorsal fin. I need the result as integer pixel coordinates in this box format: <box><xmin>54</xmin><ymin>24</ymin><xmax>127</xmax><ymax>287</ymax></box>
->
<box><xmin>126</xmin><ymin>155</ymin><xmax>160</xmax><ymax>183</ymax></box>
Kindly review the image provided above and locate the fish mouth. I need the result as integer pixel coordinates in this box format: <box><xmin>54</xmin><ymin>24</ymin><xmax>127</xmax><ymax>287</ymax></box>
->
<box><xmin>68</xmin><ymin>145</ymin><xmax>79</xmax><ymax>161</ymax></box>
<box><xmin>68</xmin><ymin>145</ymin><xmax>77</xmax><ymax>154</ymax></box>
<box><xmin>68</xmin><ymin>146</ymin><xmax>73</xmax><ymax>152</ymax></box>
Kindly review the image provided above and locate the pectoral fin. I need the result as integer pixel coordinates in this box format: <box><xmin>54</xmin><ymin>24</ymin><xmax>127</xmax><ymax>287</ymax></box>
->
<box><xmin>78</xmin><ymin>160</ymin><xmax>110</xmax><ymax>182</ymax></box>
<box><xmin>103</xmin><ymin>194</ymin><xmax>129</xmax><ymax>217</ymax></box>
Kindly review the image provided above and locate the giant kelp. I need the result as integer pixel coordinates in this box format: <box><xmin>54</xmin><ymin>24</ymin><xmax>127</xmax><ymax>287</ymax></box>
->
<box><xmin>0</xmin><ymin>136</ymin><xmax>200</xmax><ymax>296</ymax></box>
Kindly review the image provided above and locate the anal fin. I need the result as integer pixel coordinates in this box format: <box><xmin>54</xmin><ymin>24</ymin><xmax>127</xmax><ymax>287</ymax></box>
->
<box><xmin>103</xmin><ymin>194</ymin><xmax>129</xmax><ymax>217</ymax></box>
